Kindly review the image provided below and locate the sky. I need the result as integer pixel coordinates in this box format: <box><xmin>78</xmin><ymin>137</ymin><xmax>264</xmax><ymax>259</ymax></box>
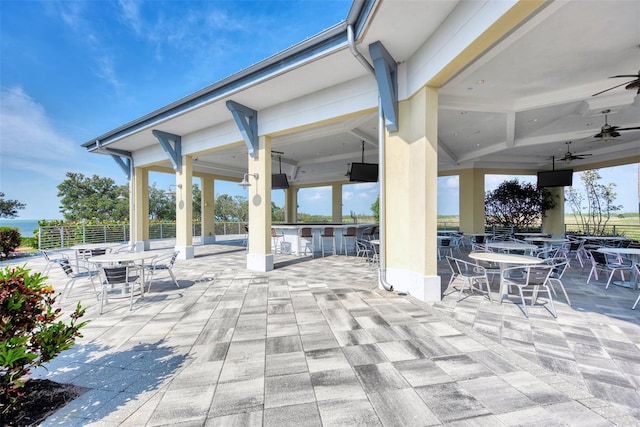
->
<box><xmin>0</xmin><ymin>1</ymin><xmax>637</xmax><ymax>221</ymax></box>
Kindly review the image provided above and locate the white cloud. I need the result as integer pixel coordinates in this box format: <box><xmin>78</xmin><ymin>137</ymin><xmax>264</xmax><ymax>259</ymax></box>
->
<box><xmin>343</xmin><ymin>191</ymin><xmax>354</xmax><ymax>201</ymax></box>
<box><xmin>0</xmin><ymin>87</ymin><xmax>76</xmax><ymax>173</ymax></box>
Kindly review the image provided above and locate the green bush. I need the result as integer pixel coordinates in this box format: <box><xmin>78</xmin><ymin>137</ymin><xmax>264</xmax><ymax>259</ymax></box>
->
<box><xmin>0</xmin><ymin>227</ymin><xmax>21</xmax><ymax>258</ymax></box>
<box><xmin>0</xmin><ymin>265</ymin><xmax>87</xmax><ymax>409</ymax></box>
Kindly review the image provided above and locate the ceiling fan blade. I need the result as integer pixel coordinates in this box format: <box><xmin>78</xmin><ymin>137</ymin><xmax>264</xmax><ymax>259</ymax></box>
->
<box><xmin>591</xmin><ymin>80</ymin><xmax>636</xmax><ymax>97</ymax></box>
<box><xmin>616</xmin><ymin>126</ymin><xmax>640</xmax><ymax>131</ymax></box>
<box><xmin>609</xmin><ymin>74</ymin><xmax>640</xmax><ymax>78</ymax></box>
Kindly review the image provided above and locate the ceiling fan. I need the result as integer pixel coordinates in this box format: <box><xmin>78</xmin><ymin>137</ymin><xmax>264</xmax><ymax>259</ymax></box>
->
<box><xmin>592</xmin><ymin>70</ymin><xmax>640</xmax><ymax>96</ymax></box>
<box><xmin>559</xmin><ymin>141</ymin><xmax>591</xmax><ymax>163</ymax></box>
<box><xmin>592</xmin><ymin>109</ymin><xmax>640</xmax><ymax>141</ymax></box>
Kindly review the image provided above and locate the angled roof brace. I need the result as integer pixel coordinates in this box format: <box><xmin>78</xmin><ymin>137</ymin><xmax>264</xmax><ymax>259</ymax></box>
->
<box><xmin>369</xmin><ymin>41</ymin><xmax>398</xmax><ymax>132</ymax></box>
<box><xmin>152</xmin><ymin>130</ymin><xmax>182</xmax><ymax>172</ymax></box>
<box><xmin>226</xmin><ymin>100</ymin><xmax>258</xmax><ymax>158</ymax></box>
<box><xmin>96</xmin><ymin>145</ymin><xmax>132</xmax><ymax>180</ymax></box>
<box><xmin>110</xmin><ymin>155</ymin><xmax>131</xmax><ymax>180</ymax></box>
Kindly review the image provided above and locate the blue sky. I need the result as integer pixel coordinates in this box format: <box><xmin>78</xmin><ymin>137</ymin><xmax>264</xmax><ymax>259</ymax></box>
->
<box><xmin>0</xmin><ymin>1</ymin><xmax>637</xmax><ymax>220</ymax></box>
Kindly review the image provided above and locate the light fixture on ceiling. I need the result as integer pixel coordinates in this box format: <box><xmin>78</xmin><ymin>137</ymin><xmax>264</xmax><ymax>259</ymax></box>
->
<box><xmin>239</xmin><ymin>173</ymin><xmax>259</xmax><ymax>188</ymax></box>
<box><xmin>165</xmin><ymin>184</ymin><xmax>182</xmax><ymax>196</ymax></box>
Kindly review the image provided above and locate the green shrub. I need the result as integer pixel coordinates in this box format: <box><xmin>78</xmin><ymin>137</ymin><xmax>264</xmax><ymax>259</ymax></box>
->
<box><xmin>0</xmin><ymin>265</ymin><xmax>87</xmax><ymax>409</ymax></box>
<box><xmin>0</xmin><ymin>227</ymin><xmax>21</xmax><ymax>258</ymax></box>
<box><xmin>19</xmin><ymin>237</ymin><xmax>38</xmax><ymax>250</ymax></box>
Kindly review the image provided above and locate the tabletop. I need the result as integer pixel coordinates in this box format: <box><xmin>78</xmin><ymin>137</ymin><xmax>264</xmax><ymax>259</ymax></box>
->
<box><xmin>469</xmin><ymin>251</ymin><xmax>542</xmax><ymax>265</ymax></box>
<box><xmin>524</xmin><ymin>237</ymin><xmax>569</xmax><ymax>243</ymax></box>
<box><xmin>486</xmin><ymin>242</ymin><xmax>538</xmax><ymax>251</ymax></box>
<box><xmin>89</xmin><ymin>252</ymin><xmax>158</xmax><ymax>264</ymax></box>
<box><xmin>597</xmin><ymin>247</ymin><xmax>640</xmax><ymax>257</ymax></box>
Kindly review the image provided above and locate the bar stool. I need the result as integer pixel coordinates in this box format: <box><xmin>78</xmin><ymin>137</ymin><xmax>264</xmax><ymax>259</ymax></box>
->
<box><xmin>320</xmin><ymin>227</ymin><xmax>336</xmax><ymax>256</ymax></box>
<box><xmin>341</xmin><ymin>226</ymin><xmax>357</xmax><ymax>255</ymax></box>
<box><xmin>298</xmin><ymin>227</ymin><xmax>314</xmax><ymax>257</ymax></box>
<box><xmin>271</xmin><ymin>228</ymin><xmax>284</xmax><ymax>253</ymax></box>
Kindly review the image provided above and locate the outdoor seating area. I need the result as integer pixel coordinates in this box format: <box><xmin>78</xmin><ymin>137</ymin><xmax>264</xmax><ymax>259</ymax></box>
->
<box><xmin>3</xmin><ymin>234</ymin><xmax>639</xmax><ymax>425</ymax></box>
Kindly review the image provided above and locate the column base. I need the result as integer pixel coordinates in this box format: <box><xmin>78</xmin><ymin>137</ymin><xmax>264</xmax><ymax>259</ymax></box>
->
<box><xmin>175</xmin><ymin>245</ymin><xmax>195</xmax><ymax>260</ymax></box>
<box><xmin>202</xmin><ymin>235</ymin><xmax>217</xmax><ymax>244</ymax></box>
<box><xmin>383</xmin><ymin>268</ymin><xmax>442</xmax><ymax>302</ymax></box>
<box><xmin>134</xmin><ymin>241</ymin><xmax>149</xmax><ymax>252</ymax></box>
<box><xmin>247</xmin><ymin>253</ymin><xmax>274</xmax><ymax>272</ymax></box>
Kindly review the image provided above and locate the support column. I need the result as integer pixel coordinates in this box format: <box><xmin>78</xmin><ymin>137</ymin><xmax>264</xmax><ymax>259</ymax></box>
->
<box><xmin>247</xmin><ymin>135</ymin><xmax>273</xmax><ymax>271</ymax></box>
<box><xmin>459</xmin><ymin>168</ymin><xmax>486</xmax><ymax>234</ymax></box>
<box><xmin>201</xmin><ymin>176</ymin><xmax>215</xmax><ymax>244</ymax></box>
<box><xmin>285</xmin><ymin>187</ymin><xmax>297</xmax><ymax>223</ymax></box>
<box><xmin>384</xmin><ymin>86</ymin><xmax>440</xmax><ymax>301</ymax></box>
<box><xmin>132</xmin><ymin>167</ymin><xmax>149</xmax><ymax>251</ymax></box>
<box><xmin>332</xmin><ymin>183</ymin><xmax>342</xmax><ymax>223</ymax></box>
<box><xmin>175</xmin><ymin>156</ymin><xmax>194</xmax><ymax>259</ymax></box>
<box><xmin>542</xmin><ymin>186</ymin><xmax>565</xmax><ymax>237</ymax></box>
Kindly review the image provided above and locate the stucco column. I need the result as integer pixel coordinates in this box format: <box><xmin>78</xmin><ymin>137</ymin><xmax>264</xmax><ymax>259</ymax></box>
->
<box><xmin>285</xmin><ymin>186</ymin><xmax>297</xmax><ymax>223</ymax></box>
<box><xmin>384</xmin><ymin>86</ymin><xmax>441</xmax><ymax>301</ymax></box>
<box><xmin>131</xmin><ymin>166</ymin><xmax>149</xmax><ymax>252</ymax></box>
<box><xmin>332</xmin><ymin>183</ymin><xmax>342</xmax><ymax>222</ymax></box>
<box><xmin>459</xmin><ymin>168</ymin><xmax>486</xmax><ymax>234</ymax></box>
<box><xmin>542</xmin><ymin>186</ymin><xmax>565</xmax><ymax>237</ymax></box>
<box><xmin>201</xmin><ymin>175</ymin><xmax>215</xmax><ymax>244</ymax></box>
<box><xmin>175</xmin><ymin>156</ymin><xmax>194</xmax><ymax>259</ymax></box>
<box><xmin>247</xmin><ymin>135</ymin><xmax>273</xmax><ymax>272</ymax></box>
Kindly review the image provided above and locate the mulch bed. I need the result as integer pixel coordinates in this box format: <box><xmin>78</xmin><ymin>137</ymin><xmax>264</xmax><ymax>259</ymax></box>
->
<box><xmin>1</xmin><ymin>379</ymin><xmax>86</xmax><ymax>426</ymax></box>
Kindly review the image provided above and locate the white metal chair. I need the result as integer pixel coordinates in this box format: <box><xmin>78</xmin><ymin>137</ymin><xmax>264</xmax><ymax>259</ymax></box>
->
<box><xmin>42</xmin><ymin>250</ymin><xmax>69</xmax><ymax>276</ymax></box>
<box><xmin>57</xmin><ymin>259</ymin><xmax>100</xmax><ymax>302</ymax></box>
<box><xmin>500</xmin><ymin>264</ymin><xmax>556</xmax><ymax>317</ymax></box>
<box><xmin>586</xmin><ymin>250</ymin><xmax>633</xmax><ymax>289</ymax></box>
<box><xmin>543</xmin><ymin>257</ymin><xmax>571</xmax><ymax>306</ymax></box>
<box><xmin>445</xmin><ymin>256</ymin><xmax>493</xmax><ymax>302</ymax></box>
<box><xmin>144</xmin><ymin>250</ymin><xmax>180</xmax><ymax>292</ymax></box>
<box><xmin>99</xmin><ymin>265</ymin><xmax>143</xmax><ymax>314</ymax></box>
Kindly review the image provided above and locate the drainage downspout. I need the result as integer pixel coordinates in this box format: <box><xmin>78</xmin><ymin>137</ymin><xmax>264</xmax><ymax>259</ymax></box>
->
<box><xmin>347</xmin><ymin>25</ymin><xmax>393</xmax><ymax>291</ymax></box>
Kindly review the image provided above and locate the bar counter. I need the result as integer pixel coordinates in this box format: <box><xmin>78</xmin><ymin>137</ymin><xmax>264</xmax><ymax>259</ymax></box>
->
<box><xmin>272</xmin><ymin>223</ymin><xmax>376</xmax><ymax>255</ymax></box>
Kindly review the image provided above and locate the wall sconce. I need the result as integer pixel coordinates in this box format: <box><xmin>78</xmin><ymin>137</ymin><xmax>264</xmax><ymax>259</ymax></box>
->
<box><xmin>166</xmin><ymin>184</ymin><xmax>182</xmax><ymax>196</ymax></box>
<box><xmin>238</xmin><ymin>173</ymin><xmax>259</xmax><ymax>189</ymax></box>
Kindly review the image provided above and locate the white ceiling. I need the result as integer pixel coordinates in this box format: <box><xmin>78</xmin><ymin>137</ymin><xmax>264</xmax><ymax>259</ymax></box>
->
<box><xmin>109</xmin><ymin>0</ymin><xmax>640</xmax><ymax>184</ymax></box>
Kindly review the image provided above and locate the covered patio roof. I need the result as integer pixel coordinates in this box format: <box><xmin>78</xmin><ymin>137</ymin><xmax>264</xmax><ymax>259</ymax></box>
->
<box><xmin>83</xmin><ymin>0</ymin><xmax>640</xmax><ymax>185</ymax></box>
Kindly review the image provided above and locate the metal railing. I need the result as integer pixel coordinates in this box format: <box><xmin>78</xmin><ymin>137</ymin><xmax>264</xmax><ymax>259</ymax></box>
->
<box><xmin>38</xmin><ymin>222</ymin><xmax>250</xmax><ymax>250</ymax></box>
<box><xmin>36</xmin><ymin>221</ymin><xmax>638</xmax><ymax>250</ymax></box>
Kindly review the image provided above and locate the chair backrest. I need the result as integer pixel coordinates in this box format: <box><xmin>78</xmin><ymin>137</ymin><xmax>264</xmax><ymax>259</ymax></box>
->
<box><xmin>544</xmin><ymin>257</ymin><xmax>568</xmax><ymax>279</ymax></box>
<box><xmin>345</xmin><ymin>227</ymin><xmax>357</xmax><ymax>237</ymax></box>
<box><xmin>525</xmin><ymin>265</ymin><xmax>554</xmax><ymax>286</ymax></box>
<box><xmin>168</xmin><ymin>251</ymin><xmax>180</xmax><ymax>267</ymax></box>
<box><xmin>588</xmin><ymin>250</ymin><xmax>607</xmax><ymax>266</ymax></box>
<box><xmin>300</xmin><ymin>227</ymin><xmax>313</xmax><ymax>238</ymax></box>
<box><xmin>440</xmin><ymin>238</ymin><xmax>451</xmax><ymax>247</ymax></box>
<box><xmin>42</xmin><ymin>251</ymin><xmax>52</xmax><ymax>262</ymax></box>
<box><xmin>271</xmin><ymin>228</ymin><xmax>282</xmax><ymax>237</ymax></box>
<box><xmin>244</xmin><ymin>225</ymin><xmax>249</xmax><ymax>233</ymax></box>
<box><xmin>322</xmin><ymin>227</ymin><xmax>334</xmax><ymax>237</ymax></box>
<box><xmin>103</xmin><ymin>266</ymin><xmax>129</xmax><ymax>284</ymax></box>
<box><xmin>90</xmin><ymin>248</ymin><xmax>109</xmax><ymax>257</ymax></box>
<box><xmin>57</xmin><ymin>259</ymin><xmax>74</xmax><ymax>277</ymax></box>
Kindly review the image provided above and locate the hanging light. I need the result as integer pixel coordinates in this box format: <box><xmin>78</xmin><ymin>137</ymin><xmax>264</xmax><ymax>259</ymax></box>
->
<box><xmin>165</xmin><ymin>184</ymin><xmax>182</xmax><ymax>196</ymax></box>
<box><xmin>239</xmin><ymin>173</ymin><xmax>259</xmax><ymax>188</ymax></box>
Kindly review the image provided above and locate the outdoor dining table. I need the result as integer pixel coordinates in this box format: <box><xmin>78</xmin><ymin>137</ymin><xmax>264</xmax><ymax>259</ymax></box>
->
<box><xmin>486</xmin><ymin>241</ymin><xmax>538</xmax><ymax>254</ymax></box>
<box><xmin>468</xmin><ymin>251</ymin><xmax>543</xmax><ymax>303</ymax></box>
<box><xmin>88</xmin><ymin>252</ymin><xmax>158</xmax><ymax>297</ymax></box>
<box><xmin>597</xmin><ymin>247</ymin><xmax>640</xmax><ymax>289</ymax></box>
<box><xmin>524</xmin><ymin>237</ymin><xmax>569</xmax><ymax>257</ymax></box>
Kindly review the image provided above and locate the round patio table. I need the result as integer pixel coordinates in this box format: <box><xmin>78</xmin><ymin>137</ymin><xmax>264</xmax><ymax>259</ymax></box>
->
<box><xmin>469</xmin><ymin>251</ymin><xmax>543</xmax><ymax>303</ymax></box>
<box><xmin>597</xmin><ymin>247</ymin><xmax>640</xmax><ymax>290</ymax></box>
<box><xmin>486</xmin><ymin>241</ymin><xmax>538</xmax><ymax>254</ymax></box>
<box><xmin>89</xmin><ymin>252</ymin><xmax>158</xmax><ymax>297</ymax></box>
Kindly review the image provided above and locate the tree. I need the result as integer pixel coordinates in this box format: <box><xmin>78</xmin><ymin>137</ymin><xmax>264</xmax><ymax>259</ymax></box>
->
<box><xmin>371</xmin><ymin>197</ymin><xmax>380</xmax><ymax>222</ymax></box>
<box><xmin>0</xmin><ymin>192</ymin><xmax>26</xmax><ymax>218</ymax></box>
<box><xmin>565</xmin><ymin>169</ymin><xmax>622</xmax><ymax>235</ymax></box>
<box><xmin>148</xmin><ymin>184</ymin><xmax>174</xmax><ymax>221</ymax></box>
<box><xmin>484</xmin><ymin>179</ymin><xmax>555</xmax><ymax>229</ymax></box>
<box><xmin>57</xmin><ymin>173</ymin><xmax>128</xmax><ymax>222</ymax></box>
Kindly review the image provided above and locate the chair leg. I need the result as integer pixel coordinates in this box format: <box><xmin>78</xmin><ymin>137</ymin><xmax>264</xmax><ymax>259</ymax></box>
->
<box><xmin>168</xmin><ymin>270</ymin><xmax>179</xmax><ymax>287</ymax></box>
<box><xmin>517</xmin><ymin>287</ymin><xmax>529</xmax><ymax>317</ymax></box>
<box><xmin>543</xmin><ymin>285</ymin><xmax>557</xmax><ymax>317</ymax></box>
<box><xmin>633</xmin><ymin>292</ymin><xmax>640</xmax><ymax>310</ymax></box>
